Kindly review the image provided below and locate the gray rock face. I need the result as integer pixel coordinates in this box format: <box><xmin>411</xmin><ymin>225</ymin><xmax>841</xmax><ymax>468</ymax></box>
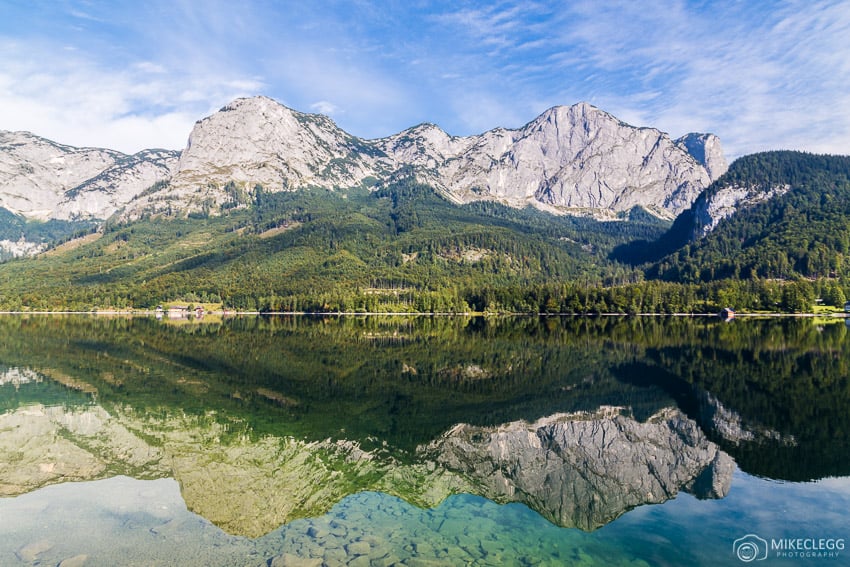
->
<box><xmin>383</xmin><ymin>104</ymin><xmax>725</xmax><ymax>218</ymax></box>
<box><xmin>1</xmin><ymin>95</ymin><xmax>727</xmax><ymax>229</ymax></box>
<box><xmin>57</xmin><ymin>148</ymin><xmax>178</xmax><ymax>220</ymax></box>
<box><xmin>147</xmin><ymin>97</ymin><xmax>725</xmax><ymax>217</ymax></box>
<box><xmin>0</xmin><ymin>237</ymin><xmax>46</xmax><ymax>259</ymax></box>
<box><xmin>691</xmin><ymin>182</ymin><xmax>790</xmax><ymax>238</ymax></box>
<box><xmin>423</xmin><ymin>406</ymin><xmax>734</xmax><ymax>530</ymax></box>
<box><xmin>0</xmin><ymin>131</ymin><xmax>177</xmax><ymax>221</ymax></box>
<box><xmin>675</xmin><ymin>132</ymin><xmax>728</xmax><ymax>182</ymax></box>
<box><xmin>0</xmin><ymin>131</ymin><xmax>120</xmax><ymax>220</ymax></box>
<box><xmin>137</xmin><ymin>97</ymin><xmax>380</xmax><ymax>217</ymax></box>
<box><xmin>124</xmin><ymin>96</ymin><xmax>725</xmax><ymax>220</ymax></box>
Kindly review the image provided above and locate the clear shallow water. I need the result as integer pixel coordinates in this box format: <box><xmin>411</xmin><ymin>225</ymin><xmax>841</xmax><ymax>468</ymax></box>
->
<box><xmin>0</xmin><ymin>315</ymin><xmax>848</xmax><ymax>565</ymax></box>
<box><xmin>1</xmin><ymin>472</ymin><xmax>847</xmax><ymax>566</ymax></box>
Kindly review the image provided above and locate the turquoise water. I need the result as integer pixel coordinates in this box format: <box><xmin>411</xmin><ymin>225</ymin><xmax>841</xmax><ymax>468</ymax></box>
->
<box><xmin>0</xmin><ymin>472</ymin><xmax>847</xmax><ymax>565</ymax></box>
<box><xmin>0</xmin><ymin>315</ymin><xmax>848</xmax><ymax>565</ymax></box>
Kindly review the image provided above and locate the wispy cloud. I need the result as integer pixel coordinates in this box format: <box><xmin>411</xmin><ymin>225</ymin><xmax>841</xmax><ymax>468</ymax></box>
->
<box><xmin>0</xmin><ymin>36</ymin><xmax>262</xmax><ymax>153</ymax></box>
<box><xmin>432</xmin><ymin>2</ymin><xmax>543</xmax><ymax>51</ymax></box>
<box><xmin>0</xmin><ymin>0</ymin><xmax>847</xmax><ymax>158</ymax></box>
<box><xmin>547</xmin><ymin>0</ymin><xmax>850</xmax><ymax>157</ymax></box>
<box><xmin>310</xmin><ymin>101</ymin><xmax>340</xmax><ymax>116</ymax></box>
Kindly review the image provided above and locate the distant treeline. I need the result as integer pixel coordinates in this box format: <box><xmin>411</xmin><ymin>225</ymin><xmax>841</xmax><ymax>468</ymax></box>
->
<box><xmin>222</xmin><ymin>277</ymin><xmax>829</xmax><ymax>314</ymax></box>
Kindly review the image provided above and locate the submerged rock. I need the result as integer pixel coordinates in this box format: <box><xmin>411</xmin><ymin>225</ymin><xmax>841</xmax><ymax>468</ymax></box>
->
<box><xmin>15</xmin><ymin>539</ymin><xmax>53</xmax><ymax>562</ymax></box>
<box><xmin>57</xmin><ymin>554</ymin><xmax>89</xmax><ymax>567</ymax></box>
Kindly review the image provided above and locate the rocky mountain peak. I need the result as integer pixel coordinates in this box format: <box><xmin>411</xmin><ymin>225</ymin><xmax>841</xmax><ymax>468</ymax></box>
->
<box><xmin>376</xmin><ymin>122</ymin><xmax>469</xmax><ymax>170</ymax></box>
<box><xmin>216</xmin><ymin>94</ymin><xmax>279</xmax><ymax>113</ymax></box>
<box><xmin>127</xmin><ymin>96</ymin><xmax>379</xmax><ymax>217</ymax></box>
<box><xmin>675</xmin><ymin>132</ymin><xmax>728</xmax><ymax>181</ymax></box>
<box><xmin>518</xmin><ymin>102</ymin><xmax>631</xmax><ymax>156</ymax></box>
<box><xmin>533</xmin><ymin>101</ymin><xmax>609</xmax><ymax>125</ymax></box>
<box><xmin>2</xmin><ymin>95</ymin><xmax>727</xmax><ymax>225</ymax></box>
<box><xmin>429</xmin><ymin>100</ymin><xmax>719</xmax><ymax>218</ymax></box>
<box><xmin>0</xmin><ymin>130</ymin><xmax>166</xmax><ymax>222</ymax></box>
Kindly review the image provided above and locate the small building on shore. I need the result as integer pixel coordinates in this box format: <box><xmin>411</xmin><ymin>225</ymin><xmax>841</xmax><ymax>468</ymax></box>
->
<box><xmin>168</xmin><ymin>305</ymin><xmax>190</xmax><ymax>318</ymax></box>
<box><xmin>719</xmin><ymin>307</ymin><xmax>735</xmax><ymax>321</ymax></box>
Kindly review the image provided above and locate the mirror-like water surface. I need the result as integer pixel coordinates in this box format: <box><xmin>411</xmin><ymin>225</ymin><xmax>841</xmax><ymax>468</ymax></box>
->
<box><xmin>0</xmin><ymin>315</ymin><xmax>847</xmax><ymax>566</ymax></box>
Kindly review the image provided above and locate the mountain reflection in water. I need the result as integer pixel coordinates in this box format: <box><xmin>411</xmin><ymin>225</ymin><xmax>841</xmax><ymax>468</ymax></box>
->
<box><xmin>0</xmin><ymin>314</ymin><xmax>847</xmax><ymax>539</ymax></box>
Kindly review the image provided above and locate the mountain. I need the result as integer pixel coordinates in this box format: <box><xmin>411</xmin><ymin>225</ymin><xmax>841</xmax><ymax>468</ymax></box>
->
<box><xmin>4</xmin><ymin>149</ymin><xmax>850</xmax><ymax>314</ymax></box>
<box><xmin>129</xmin><ymin>97</ymin><xmax>382</xmax><ymax>219</ymax></box>
<box><xmin>375</xmin><ymin>103</ymin><xmax>727</xmax><ymax>217</ymax></box>
<box><xmin>645</xmin><ymin>151</ymin><xmax>850</xmax><ymax>283</ymax></box>
<box><xmin>0</xmin><ymin>96</ymin><xmax>725</xmax><ymax>227</ymax></box>
<box><xmin>688</xmin><ymin>151</ymin><xmax>850</xmax><ymax>240</ymax></box>
<box><xmin>0</xmin><ymin>131</ymin><xmax>178</xmax><ymax>221</ymax></box>
<box><xmin>0</xmin><ymin>96</ymin><xmax>739</xmax><ymax>311</ymax></box>
<box><xmin>0</xmin><ymin>131</ymin><xmax>178</xmax><ymax>257</ymax></box>
<box><xmin>127</xmin><ymin>96</ymin><xmax>725</xmax><ymax>220</ymax></box>
<box><xmin>0</xmin><ymin>175</ymin><xmax>677</xmax><ymax>311</ymax></box>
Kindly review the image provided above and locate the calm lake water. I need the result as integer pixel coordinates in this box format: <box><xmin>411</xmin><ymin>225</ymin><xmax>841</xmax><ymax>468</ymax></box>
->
<box><xmin>0</xmin><ymin>314</ymin><xmax>847</xmax><ymax>566</ymax></box>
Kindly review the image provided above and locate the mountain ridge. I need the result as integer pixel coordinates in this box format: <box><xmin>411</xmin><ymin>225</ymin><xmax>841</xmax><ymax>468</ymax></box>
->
<box><xmin>1</xmin><ymin>95</ymin><xmax>726</xmax><ymax>227</ymax></box>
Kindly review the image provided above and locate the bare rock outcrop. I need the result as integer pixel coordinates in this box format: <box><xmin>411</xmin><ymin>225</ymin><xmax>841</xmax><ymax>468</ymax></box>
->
<box><xmin>128</xmin><ymin>97</ymin><xmax>724</xmax><ymax>220</ymax></box>
<box><xmin>691</xmin><ymin>182</ymin><xmax>790</xmax><ymax>237</ymax></box>
<box><xmin>1</xmin><ymin>95</ymin><xmax>727</xmax><ymax>248</ymax></box>
<box><xmin>0</xmin><ymin>131</ymin><xmax>176</xmax><ymax>221</ymax></box>
<box><xmin>675</xmin><ymin>132</ymin><xmax>728</xmax><ymax>181</ymax></box>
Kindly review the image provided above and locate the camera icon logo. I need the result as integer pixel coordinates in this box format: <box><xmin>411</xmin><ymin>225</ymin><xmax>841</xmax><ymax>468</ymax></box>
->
<box><xmin>733</xmin><ymin>534</ymin><xmax>769</xmax><ymax>562</ymax></box>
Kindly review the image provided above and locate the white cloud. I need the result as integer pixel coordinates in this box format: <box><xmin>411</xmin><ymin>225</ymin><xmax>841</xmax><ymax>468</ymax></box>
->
<box><xmin>132</xmin><ymin>61</ymin><xmax>168</xmax><ymax>74</ymax></box>
<box><xmin>0</xmin><ymin>38</ymin><xmax>267</xmax><ymax>153</ymax></box>
<box><xmin>432</xmin><ymin>2</ymin><xmax>551</xmax><ymax>53</ymax></box>
<box><xmin>310</xmin><ymin>101</ymin><xmax>340</xmax><ymax>116</ymax></box>
<box><xmin>0</xmin><ymin>88</ymin><xmax>197</xmax><ymax>153</ymax></box>
<box><xmin>67</xmin><ymin>9</ymin><xmax>104</xmax><ymax>23</ymax></box>
<box><xmin>541</xmin><ymin>0</ymin><xmax>850</xmax><ymax>157</ymax></box>
<box><xmin>1</xmin><ymin>0</ymin><xmax>848</xmax><ymax>159</ymax></box>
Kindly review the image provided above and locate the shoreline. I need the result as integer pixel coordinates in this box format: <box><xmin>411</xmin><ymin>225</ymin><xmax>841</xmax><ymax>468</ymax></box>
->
<box><xmin>0</xmin><ymin>310</ymin><xmax>847</xmax><ymax>318</ymax></box>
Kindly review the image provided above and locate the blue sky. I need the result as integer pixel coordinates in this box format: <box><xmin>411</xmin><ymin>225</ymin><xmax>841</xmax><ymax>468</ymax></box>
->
<box><xmin>1</xmin><ymin>0</ymin><xmax>848</xmax><ymax>159</ymax></box>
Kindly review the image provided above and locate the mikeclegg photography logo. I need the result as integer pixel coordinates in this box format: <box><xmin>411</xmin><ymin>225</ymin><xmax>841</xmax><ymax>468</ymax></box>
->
<box><xmin>733</xmin><ymin>533</ymin><xmax>845</xmax><ymax>562</ymax></box>
<box><xmin>734</xmin><ymin>535</ymin><xmax>769</xmax><ymax>562</ymax></box>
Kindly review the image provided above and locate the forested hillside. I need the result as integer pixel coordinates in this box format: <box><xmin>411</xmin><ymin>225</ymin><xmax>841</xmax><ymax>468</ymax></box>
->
<box><xmin>0</xmin><ymin>179</ymin><xmax>667</xmax><ymax>312</ymax></box>
<box><xmin>0</xmin><ymin>208</ymin><xmax>96</xmax><ymax>261</ymax></box>
<box><xmin>649</xmin><ymin>151</ymin><xmax>850</xmax><ymax>282</ymax></box>
<box><xmin>594</xmin><ymin>152</ymin><xmax>850</xmax><ymax>312</ymax></box>
<box><xmin>3</xmin><ymin>151</ymin><xmax>850</xmax><ymax>314</ymax></box>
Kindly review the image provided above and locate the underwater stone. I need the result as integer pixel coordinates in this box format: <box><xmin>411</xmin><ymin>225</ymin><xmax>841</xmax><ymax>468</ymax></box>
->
<box><xmin>57</xmin><ymin>555</ymin><xmax>89</xmax><ymax>567</ymax></box>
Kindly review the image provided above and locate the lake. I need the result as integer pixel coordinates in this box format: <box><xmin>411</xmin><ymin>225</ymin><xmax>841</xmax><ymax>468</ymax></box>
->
<box><xmin>0</xmin><ymin>314</ymin><xmax>847</xmax><ymax>566</ymax></box>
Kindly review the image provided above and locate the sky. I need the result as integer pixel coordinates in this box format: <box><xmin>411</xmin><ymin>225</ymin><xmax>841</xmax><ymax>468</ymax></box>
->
<box><xmin>0</xmin><ymin>0</ymin><xmax>848</xmax><ymax>159</ymax></box>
